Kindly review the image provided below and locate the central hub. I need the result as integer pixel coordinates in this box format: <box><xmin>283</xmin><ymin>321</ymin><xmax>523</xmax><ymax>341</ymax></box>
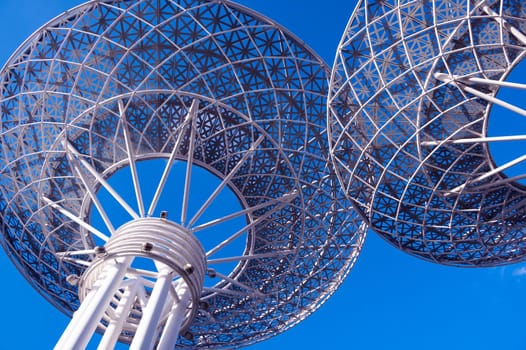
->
<box><xmin>86</xmin><ymin>157</ymin><xmax>252</xmax><ymax>289</ymax></box>
<box><xmin>78</xmin><ymin>218</ymin><xmax>206</xmax><ymax>342</ymax></box>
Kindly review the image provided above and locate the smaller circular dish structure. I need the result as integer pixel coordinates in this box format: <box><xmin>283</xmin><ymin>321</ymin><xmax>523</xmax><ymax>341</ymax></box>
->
<box><xmin>329</xmin><ymin>0</ymin><xmax>526</xmax><ymax>266</ymax></box>
<box><xmin>0</xmin><ymin>0</ymin><xmax>366</xmax><ymax>348</ymax></box>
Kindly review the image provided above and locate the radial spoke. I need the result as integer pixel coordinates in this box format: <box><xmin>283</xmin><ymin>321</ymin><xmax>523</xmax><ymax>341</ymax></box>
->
<box><xmin>193</xmin><ymin>191</ymin><xmax>298</xmax><ymax>232</ymax></box>
<box><xmin>435</xmin><ymin>73</ymin><xmax>526</xmax><ymax>118</ymax></box>
<box><xmin>188</xmin><ymin>135</ymin><xmax>265</xmax><ymax>228</ymax></box>
<box><xmin>207</xmin><ymin>250</ymin><xmax>294</xmax><ymax>265</ymax></box>
<box><xmin>205</xmin><ymin>191</ymin><xmax>296</xmax><ymax>258</ymax></box>
<box><xmin>65</xmin><ymin>151</ymin><xmax>116</xmax><ymax>236</ymax></box>
<box><xmin>421</xmin><ymin>134</ymin><xmax>526</xmax><ymax>146</ymax></box>
<box><xmin>119</xmin><ymin>100</ymin><xmax>145</xmax><ymax>218</ymax></box>
<box><xmin>461</xmin><ymin>76</ymin><xmax>526</xmax><ymax>90</ymax></box>
<box><xmin>446</xmin><ymin>154</ymin><xmax>526</xmax><ymax>195</ymax></box>
<box><xmin>42</xmin><ymin>197</ymin><xmax>110</xmax><ymax>242</ymax></box>
<box><xmin>63</xmin><ymin>139</ymin><xmax>140</xmax><ymax>220</ymax></box>
<box><xmin>472</xmin><ymin>173</ymin><xmax>526</xmax><ymax>190</ymax></box>
<box><xmin>180</xmin><ymin>103</ymin><xmax>199</xmax><ymax>226</ymax></box>
<box><xmin>60</xmin><ymin>257</ymin><xmax>92</xmax><ymax>267</ymax></box>
<box><xmin>202</xmin><ymin>287</ymin><xmax>259</xmax><ymax>298</ymax></box>
<box><xmin>211</xmin><ymin>270</ymin><xmax>265</xmax><ymax>297</ymax></box>
<box><xmin>482</xmin><ymin>3</ymin><xmax>526</xmax><ymax>46</ymax></box>
<box><xmin>168</xmin><ymin>280</ymin><xmax>184</xmax><ymax>304</ymax></box>
<box><xmin>148</xmin><ymin>99</ymin><xmax>199</xmax><ymax>217</ymax></box>
<box><xmin>55</xmin><ymin>249</ymin><xmax>97</xmax><ymax>257</ymax></box>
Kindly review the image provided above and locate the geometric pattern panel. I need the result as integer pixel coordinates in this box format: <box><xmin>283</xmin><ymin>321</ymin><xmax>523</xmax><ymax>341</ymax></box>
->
<box><xmin>329</xmin><ymin>0</ymin><xmax>526</xmax><ymax>266</ymax></box>
<box><xmin>0</xmin><ymin>0</ymin><xmax>366</xmax><ymax>348</ymax></box>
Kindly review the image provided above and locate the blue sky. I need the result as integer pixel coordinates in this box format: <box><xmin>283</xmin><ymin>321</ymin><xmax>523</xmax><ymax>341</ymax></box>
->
<box><xmin>1</xmin><ymin>0</ymin><xmax>526</xmax><ymax>349</ymax></box>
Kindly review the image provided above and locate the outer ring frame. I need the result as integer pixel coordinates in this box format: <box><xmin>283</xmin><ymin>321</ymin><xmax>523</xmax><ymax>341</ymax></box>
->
<box><xmin>0</xmin><ymin>0</ymin><xmax>367</xmax><ymax>347</ymax></box>
<box><xmin>328</xmin><ymin>0</ymin><xmax>526</xmax><ymax>266</ymax></box>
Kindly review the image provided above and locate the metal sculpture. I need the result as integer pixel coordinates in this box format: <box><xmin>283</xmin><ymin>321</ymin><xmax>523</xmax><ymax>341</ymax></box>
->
<box><xmin>329</xmin><ymin>0</ymin><xmax>526</xmax><ymax>266</ymax></box>
<box><xmin>0</xmin><ymin>0</ymin><xmax>366</xmax><ymax>348</ymax></box>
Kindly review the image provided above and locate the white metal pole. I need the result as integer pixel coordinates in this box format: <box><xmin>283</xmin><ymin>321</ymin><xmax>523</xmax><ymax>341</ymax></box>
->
<box><xmin>447</xmin><ymin>153</ymin><xmax>526</xmax><ymax>194</ymax></box>
<box><xmin>97</xmin><ymin>279</ymin><xmax>141</xmax><ymax>350</ymax></box>
<box><xmin>129</xmin><ymin>269</ymin><xmax>174</xmax><ymax>350</ymax></box>
<box><xmin>434</xmin><ymin>73</ymin><xmax>526</xmax><ymax>118</ymax></box>
<box><xmin>421</xmin><ymin>134</ymin><xmax>526</xmax><ymax>146</ymax></box>
<box><xmin>149</xmin><ymin>99</ymin><xmax>198</xmax><ymax>218</ymax></box>
<box><xmin>187</xmin><ymin>135</ymin><xmax>264</xmax><ymax>227</ymax></box>
<box><xmin>157</xmin><ymin>283</ymin><xmax>191</xmax><ymax>350</ymax></box>
<box><xmin>54</xmin><ymin>258</ymin><xmax>132</xmax><ymax>350</ymax></box>
<box><xmin>64</xmin><ymin>140</ymin><xmax>140</xmax><ymax>219</ymax></box>
<box><xmin>481</xmin><ymin>4</ymin><xmax>526</xmax><ymax>46</ymax></box>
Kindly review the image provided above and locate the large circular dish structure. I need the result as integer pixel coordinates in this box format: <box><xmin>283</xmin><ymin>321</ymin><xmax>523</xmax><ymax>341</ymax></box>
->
<box><xmin>329</xmin><ymin>0</ymin><xmax>526</xmax><ymax>266</ymax></box>
<box><xmin>0</xmin><ymin>0</ymin><xmax>366</xmax><ymax>348</ymax></box>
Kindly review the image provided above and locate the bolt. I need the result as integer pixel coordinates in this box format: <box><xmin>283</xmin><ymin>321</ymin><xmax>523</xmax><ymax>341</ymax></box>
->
<box><xmin>183</xmin><ymin>264</ymin><xmax>194</xmax><ymax>275</ymax></box>
<box><xmin>199</xmin><ymin>301</ymin><xmax>210</xmax><ymax>311</ymax></box>
<box><xmin>66</xmin><ymin>274</ymin><xmax>79</xmax><ymax>286</ymax></box>
<box><xmin>207</xmin><ymin>268</ymin><xmax>216</xmax><ymax>278</ymax></box>
<box><xmin>183</xmin><ymin>331</ymin><xmax>194</xmax><ymax>341</ymax></box>
<box><xmin>160</xmin><ymin>211</ymin><xmax>168</xmax><ymax>219</ymax></box>
<box><xmin>142</xmin><ymin>242</ymin><xmax>153</xmax><ymax>252</ymax></box>
<box><xmin>94</xmin><ymin>246</ymin><xmax>106</xmax><ymax>257</ymax></box>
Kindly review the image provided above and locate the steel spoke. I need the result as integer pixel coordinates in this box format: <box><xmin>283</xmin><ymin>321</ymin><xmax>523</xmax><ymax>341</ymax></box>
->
<box><xmin>460</xmin><ymin>77</ymin><xmax>526</xmax><ymax>90</ymax></box>
<box><xmin>421</xmin><ymin>134</ymin><xmax>526</xmax><ymax>146</ymax></box>
<box><xmin>211</xmin><ymin>270</ymin><xmax>265</xmax><ymax>297</ymax></box>
<box><xmin>63</xmin><ymin>139</ymin><xmax>140</xmax><ymax>220</ymax></box>
<box><xmin>202</xmin><ymin>287</ymin><xmax>260</xmax><ymax>298</ymax></box>
<box><xmin>207</xmin><ymin>250</ymin><xmax>294</xmax><ymax>265</ymax></box>
<box><xmin>65</xmin><ymin>150</ymin><xmax>116</xmax><ymax>236</ymax></box>
<box><xmin>148</xmin><ymin>99</ymin><xmax>199</xmax><ymax>217</ymax></box>
<box><xmin>119</xmin><ymin>100</ymin><xmax>145</xmax><ymax>218</ymax></box>
<box><xmin>446</xmin><ymin>154</ymin><xmax>526</xmax><ymax>194</ymax></box>
<box><xmin>188</xmin><ymin>135</ymin><xmax>265</xmax><ymax>228</ymax></box>
<box><xmin>193</xmin><ymin>191</ymin><xmax>298</xmax><ymax>232</ymax></box>
<box><xmin>60</xmin><ymin>257</ymin><xmax>91</xmax><ymax>267</ymax></box>
<box><xmin>435</xmin><ymin>73</ymin><xmax>526</xmax><ymax>118</ymax></box>
<box><xmin>180</xmin><ymin>102</ymin><xmax>199</xmax><ymax>226</ymax></box>
<box><xmin>481</xmin><ymin>3</ymin><xmax>526</xmax><ymax>46</ymax></box>
<box><xmin>205</xmin><ymin>191</ymin><xmax>296</xmax><ymax>258</ymax></box>
<box><xmin>43</xmin><ymin>197</ymin><xmax>110</xmax><ymax>242</ymax></box>
<box><xmin>55</xmin><ymin>249</ymin><xmax>97</xmax><ymax>257</ymax></box>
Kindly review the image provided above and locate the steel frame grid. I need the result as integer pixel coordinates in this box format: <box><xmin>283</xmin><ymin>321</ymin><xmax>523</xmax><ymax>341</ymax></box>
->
<box><xmin>329</xmin><ymin>0</ymin><xmax>526</xmax><ymax>266</ymax></box>
<box><xmin>0</xmin><ymin>0</ymin><xmax>367</xmax><ymax>348</ymax></box>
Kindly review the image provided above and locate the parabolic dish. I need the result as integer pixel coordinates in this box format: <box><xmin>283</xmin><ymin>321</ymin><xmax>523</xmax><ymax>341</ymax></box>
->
<box><xmin>329</xmin><ymin>0</ymin><xmax>526</xmax><ymax>266</ymax></box>
<box><xmin>0</xmin><ymin>0</ymin><xmax>366</xmax><ymax>347</ymax></box>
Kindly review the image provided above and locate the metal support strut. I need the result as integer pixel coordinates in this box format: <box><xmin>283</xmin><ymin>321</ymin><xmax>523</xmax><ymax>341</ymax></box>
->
<box><xmin>54</xmin><ymin>218</ymin><xmax>206</xmax><ymax>350</ymax></box>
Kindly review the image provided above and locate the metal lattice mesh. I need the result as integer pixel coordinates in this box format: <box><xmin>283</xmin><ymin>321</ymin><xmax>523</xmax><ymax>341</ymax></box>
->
<box><xmin>0</xmin><ymin>0</ymin><xmax>366</xmax><ymax>348</ymax></box>
<box><xmin>329</xmin><ymin>0</ymin><xmax>526</xmax><ymax>266</ymax></box>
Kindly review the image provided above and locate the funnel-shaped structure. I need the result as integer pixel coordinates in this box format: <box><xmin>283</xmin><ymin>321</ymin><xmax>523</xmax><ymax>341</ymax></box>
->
<box><xmin>329</xmin><ymin>0</ymin><xmax>526</xmax><ymax>266</ymax></box>
<box><xmin>0</xmin><ymin>0</ymin><xmax>366</xmax><ymax>348</ymax></box>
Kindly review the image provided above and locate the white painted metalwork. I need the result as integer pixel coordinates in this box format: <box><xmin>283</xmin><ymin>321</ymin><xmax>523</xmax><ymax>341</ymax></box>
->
<box><xmin>56</xmin><ymin>257</ymin><xmax>133</xmax><ymax>349</ymax></box>
<box><xmin>329</xmin><ymin>0</ymin><xmax>526</xmax><ymax>266</ymax></box>
<box><xmin>0</xmin><ymin>0</ymin><xmax>367</xmax><ymax>348</ymax></box>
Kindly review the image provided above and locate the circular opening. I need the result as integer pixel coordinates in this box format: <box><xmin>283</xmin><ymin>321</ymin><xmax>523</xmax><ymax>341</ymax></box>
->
<box><xmin>88</xmin><ymin>158</ymin><xmax>249</xmax><ymax>288</ymax></box>
<box><xmin>487</xmin><ymin>59</ymin><xmax>526</xmax><ymax>186</ymax></box>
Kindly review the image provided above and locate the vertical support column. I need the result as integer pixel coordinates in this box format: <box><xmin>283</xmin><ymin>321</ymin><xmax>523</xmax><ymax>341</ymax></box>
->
<box><xmin>157</xmin><ymin>283</ymin><xmax>191</xmax><ymax>350</ymax></box>
<box><xmin>55</xmin><ymin>218</ymin><xmax>205</xmax><ymax>349</ymax></box>
<box><xmin>129</xmin><ymin>269</ymin><xmax>174</xmax><ymax>350</ymax></box>
<box><xmin>97</xmin><ymin>279</ymin><xmax>141</xmax><ymax>350</ymax></box>
<box><xmin>54</xmin><ymin>257</ymin><xmax>132</xmax><ymax>350</ymax></box>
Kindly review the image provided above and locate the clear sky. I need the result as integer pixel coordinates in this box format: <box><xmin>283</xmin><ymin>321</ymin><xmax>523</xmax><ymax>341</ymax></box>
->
<box><xmin>1</xmin><ymin>0</ymin><xmax>526</xmax><ymax>349</ymax></box>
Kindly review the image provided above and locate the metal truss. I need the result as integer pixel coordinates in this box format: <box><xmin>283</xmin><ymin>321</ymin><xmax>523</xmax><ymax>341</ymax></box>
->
<box><xmin>329</xmin><ymin>0</ymin><xmax>526</xmax><ymax>266</ymax></box>
<box><xmin>0</xmin><ymin>0</ymin><xmax>366</xmax><ymax>348</ymax></box>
